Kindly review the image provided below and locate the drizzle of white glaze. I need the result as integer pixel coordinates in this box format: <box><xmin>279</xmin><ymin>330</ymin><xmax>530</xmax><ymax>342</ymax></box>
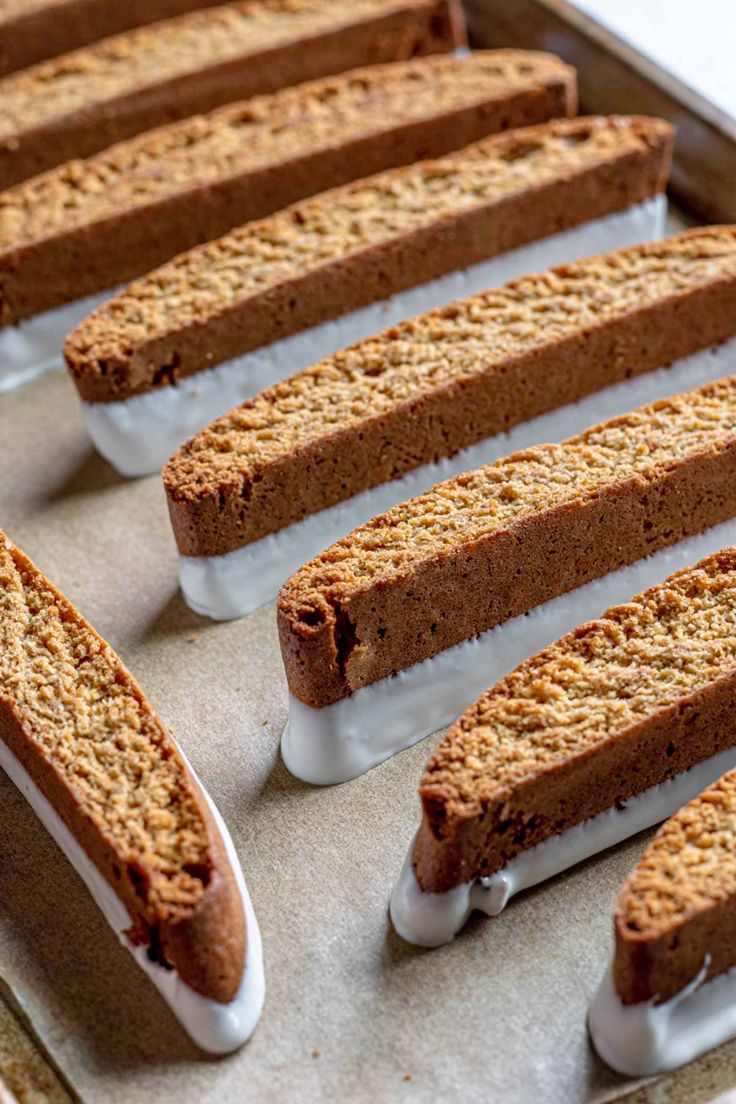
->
<box><xmin>182</xmin><ymin>329</ymin><xmax>736</xmax><ymax>621</ymax></box>
<box><xmin>281</xmin><ymin>517</ymin><xmax>736</xmax><ymax>785</ymax></box>
<box><xmin>390</xmin><ymin>746</ymin><xmax>736</xmax><ymax>948</ymax></box>
<box><xmin>0</xmin><ymin>735</ymin><xmax>264</xmax><ymax>1053</ymax></box>
<box><xmin>80</xmin><ymin>197</ymin><xmax>665</xmax><ymax>475</ymax></box>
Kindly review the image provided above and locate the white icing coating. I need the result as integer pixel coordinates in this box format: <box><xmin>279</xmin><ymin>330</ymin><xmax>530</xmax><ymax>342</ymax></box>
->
<box><xmin>81</xmin><ymin>197</ymin><xmax>665</xmax><ymax>476</ymax></box>
<box><xmin>0</xmin><ymin>287</ymin><xmax>119</xmax><ymax>395</ymax></box>
<box><xmin>589</xmin><ymin>959</ymin><xmax>736</xmax><ymax>1076</ymax></box>
<box><xmin>281</xmin><ymin>516</ymin><xmax>736</xmax><ymax>785</ymax></box>
<box><xmin>0</xmin><ymin>736</ymin><xmax>264</xmax><ymax>1053</ymax></box>
<box><xmin>389</xmin><ymin>746</ymin><xmax>736</xmax><ymax>947</ymax></box>
<box><xmin>180</xmin><ymin>318</ymin><xmax>736</xmax><ymax>623</ymax></box>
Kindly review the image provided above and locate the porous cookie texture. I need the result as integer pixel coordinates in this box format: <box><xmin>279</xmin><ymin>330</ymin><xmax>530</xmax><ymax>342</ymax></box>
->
<box><xmin>616</xmin><ymin>756</ymin><xmax>736</xmax><ymax>1005</ymax></box>
<box><xmin>0</xmin><ymin>533</ymin><xmax>245</xmax><ymax>1001</ymax></box>
<box><xmin>165</xmin><ymin>220</ymin><xmax>736</xmax><ymax>563</ymax></box>
<box><xmin>412</xmin><ymin>549</ymin><xmax>736</xmax><ymax>893</ymax></box>
<box><xmin>0</xmin><ymin>0</ymin><xmax>230</xmax><ymax>78</ymax></box>
<box><xmin>277</xmin><ymin>378</ymin><xmax>736</xmax><ymax>708</ymax></box>
<box><xmin>0</xmin><ymin>0</ymin><xmax>462</xmax><ymax>188</ymax></box>
<box><xmin>70</xmin><ymin>114</ymin><xmax>672</xmax><ymax>403</ymax></box>
<box><xmin>0</xmin><ymin>49</ymin><xmax>575</xmax><ymax>325</ymax></box>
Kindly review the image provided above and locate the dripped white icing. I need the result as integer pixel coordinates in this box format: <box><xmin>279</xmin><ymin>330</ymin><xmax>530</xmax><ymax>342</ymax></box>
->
<box><xmin>281</xmin><ymin>516</ymin><xmax>736</xmax><ymax>785</ymax></box>
<box><xmin>0</xmin><ymin>736</ymin><xmax>264</xmax><ymax>1053</ymax></box>
<box><xmin>589</xmin><ymin>959</ymin><xmax>736</xmax><ymax>1076</ymax></box>
<box><xmin>81</xmin><ymin>198</ymin><xmax>665</xmax><ymax>475</ymax></box>
<box><xmin>389</xmin><ymin>746</ymin><xmax>736</xmax><ymax>947</ymax></box>
<box><xmin>182</xmin><ymin>331</ymin><xmax>736</xmax><ymax>620</ymax></box>
<box><xmin>0</xmin><ymin>287</ymin><xmax>120</xmax><ymax>395</ymax></box>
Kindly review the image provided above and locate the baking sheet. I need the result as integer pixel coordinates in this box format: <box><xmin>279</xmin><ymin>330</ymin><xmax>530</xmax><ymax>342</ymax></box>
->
<box><xmin>2</xmin><ymin>210</ymin><xmax>736</xmax><ymax>1104</ymax></box>
<box><xmin>464</xmin><ymin>0</ymin><xmax>736</xmax><ymax>224</ymax></box>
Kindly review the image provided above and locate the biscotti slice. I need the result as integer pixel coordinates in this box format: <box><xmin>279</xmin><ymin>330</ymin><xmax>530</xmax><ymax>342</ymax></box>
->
<box><xmin>0</xmin><ymin>50</ymin><xmax>576</xmax><ymax>395</ymax></box>
<box><xmin>590</xmin><ymin>762</ymin><xmax>736</xmax><ymax>1075</ymax></box>
<box><xmin>277</xmin><ymin>377</ymin><xmax>736</xmax><ymax>783</ymax></box>
<box><xmin>0</xmin><ymin>0</ymin><xmax>231</xmax><ymax>77</ymax></box>
<box><xmin>165</xmin><ymin>225</ymin><xmax>734</xmax><ymax>621</ymax></box>
<box><xmin>0</xmin><ymin>532</ymin><xmax>263</xmax><ymax>1052</ymax></box>
<box><xmin>0</xmin><ymin>0</ymin><xmax>464</xmax><ymax>189</ymax></box>
<box><xmin>70</xmin><ymin>115</ymin><xmax>672</xmax><ymax>477</ymax></box>
<box><xmin>389</xmin><ymin>548</ymin><xmax>736</xmax><ymax>950</ymax></box>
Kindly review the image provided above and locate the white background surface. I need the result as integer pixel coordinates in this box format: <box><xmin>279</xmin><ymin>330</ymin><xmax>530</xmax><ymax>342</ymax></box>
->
<box><xmin>573</xmin><ymin>0</ymin><xmax>736</xmax><ymax>118</ymax></box>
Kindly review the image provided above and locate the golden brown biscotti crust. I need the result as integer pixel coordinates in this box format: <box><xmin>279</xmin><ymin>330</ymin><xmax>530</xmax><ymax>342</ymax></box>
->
<box><xmin>277</xmin><ymin>378</ymin><xmax>736</xmax><ymax>709</ymax></box>
<box><xmin>166</xmin><ymin>223</ymin><xmax>736</xmax><ymax>561</ymax></box>
<box><xmin>0</xmin><ymin>0</ymin><xmax>464</xmax><ymax>190</ymax></box>
<box><xmin>69</xmin><ymin>114</ymin><xmax>672</xmax><ymax>404</ymax></box>
<box><xmin>614</xmin><ymin>764</ymin><xmax>736</xmax><ymax>1006</ymax></box>
<box><xmin>412</xmin><ymin>548</ymin><xmax>736</xmax><ymax>894</ymax></box>
<box><xmin>0</xmin><ymin>0</ymin><xmax>227</xmax><ymax>77</ymax></box>
<box><xmin>0</xmin><ymin>50</ymin><xmax>576</xmax><ymax>326</ymax></box>
<box><xmin>0</xmin><ymin>533</ymin><xmax>245</xmax><ymax>1003</ymax></box>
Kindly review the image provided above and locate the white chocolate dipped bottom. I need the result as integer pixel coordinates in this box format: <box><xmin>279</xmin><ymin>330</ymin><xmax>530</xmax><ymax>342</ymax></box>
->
<box><xmin>0</xmin><ymin>735</ymin><xmax>265</xmax><ymax>1053</ymax></box>
<box><xmin>82</xmin><ymin>198</ymin><xmax>665</xmax><ymax>475</ymax></box>
<box><xmin>0</xmin><ymin>286</ymin><xmax>121</xmax><ymax>395</ymax></box>
<box><xmin>180</xmin><ymin>285</ymin><xmax>736</xmax><ymax>624</ymax></box>
<box><xmin>589</xmin><ymin>959</ymin><xmax>736</xmax><ymax>1077</ymax></box>
<box><xmin>389</xmin><ymin>747</ymin><xmax>736</xmax><ymax>948</ymax></box>
<box><xmin>281</xmin><ymin>516</ymin><xmax>736</xmax><ymax>786</ymax></box>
